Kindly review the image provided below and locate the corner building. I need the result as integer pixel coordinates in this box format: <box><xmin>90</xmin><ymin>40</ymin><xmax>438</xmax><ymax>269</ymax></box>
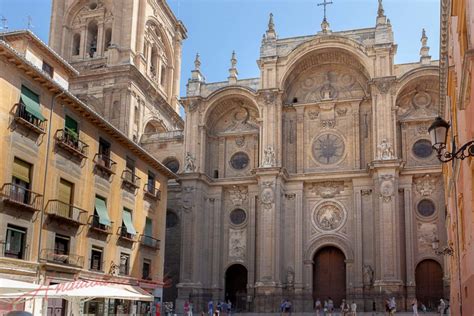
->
<box><xmin>152</xmin><ymin>3</ymin><xmax>450</xmax><ymax>313</ymax></box>
<box><xmin>0</xmin><ymin>31</ymin><xmax>174</xmax><ymax>315</ymax></box>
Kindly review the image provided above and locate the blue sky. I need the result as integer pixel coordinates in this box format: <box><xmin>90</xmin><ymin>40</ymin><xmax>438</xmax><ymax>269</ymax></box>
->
<box><xmin>1</xmin><ymin>0</ymin><xmax>440</xmax><ymax>97</ymax></box>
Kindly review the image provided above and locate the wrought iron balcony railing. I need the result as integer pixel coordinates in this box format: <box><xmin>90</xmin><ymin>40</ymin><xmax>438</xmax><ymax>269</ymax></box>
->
<box><xmin>144</xmin><ymin>183</ymin><xmax>161</xmax><ymax>200</ymax></box>
<box><xmin>0</xmin><ymin>183</ymin><xmax>43</xmax><ymax>212</ymax></box>
<box><xmin>46</xmin><ymin>200</ymin><xmax>87</xmax><ymax>226</ymax></box>
<box><xmin>88</xmin><ymin>214</ymin><xmax>113</xmax><ymax>234</ymax></box>
<box><xmin>139</xmin><ymin>235</ymin><xmax>160</xmax><ymax>250</ymax></box>
<box><xmin>14</xmin><ymin>103</ymin><xmax>46</xmax><ymax>133</ymax></box>
<box><xmin>39</xmin><ymin>248</ymin><xmax>84</xmax><ymax>267</ymax></box>
<box><xmin>117</xmin><ymin>226</ymin><xmax>136</xmax><ymax>242</ymax></box>
<box><xmin>122</xmin><ymin>169</ymin><xmax>140</xmax><ymax>189</ymax></box>
<box><xmin>93</xmin><ymin>153</ymin><xmax>117</xmax><ymax>175</ymax></box>
<box><xmin>55</xmin><ymin>129</ymin><xmax>89</xmax><ymax>159</ymax></box>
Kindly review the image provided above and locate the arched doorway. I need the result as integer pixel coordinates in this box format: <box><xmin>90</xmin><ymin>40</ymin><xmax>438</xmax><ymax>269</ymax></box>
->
<box><xmin>416</xmin><ymin>259</ymin><xmax>443</xmax><ymax>310</ymax></box>
<box><xmin>225</xmin><ymin>264</ymin><xmax>248</xmax><ymax>312</ymax></box>
<box><xmin>313</xmin><ymin>246</ymin><xmax>346</xmax><ymax>306</ymax></box>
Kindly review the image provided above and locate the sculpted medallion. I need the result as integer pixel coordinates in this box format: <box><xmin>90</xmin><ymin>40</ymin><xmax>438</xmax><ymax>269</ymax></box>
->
<box><xmin>313</xmin><ymin>203</ymin><xmax>346</xmax><ymax>231</ymax></box>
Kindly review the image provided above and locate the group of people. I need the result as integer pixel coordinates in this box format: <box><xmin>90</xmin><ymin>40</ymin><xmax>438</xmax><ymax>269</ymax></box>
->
<box><xmin>392</xmin><ymin>297</ymin><xmax>449</xmax><ymax>315</ymax></box>
<box><xmin>314</xmin><ymin>297</ymin><xmax>357</xmax><ymax>316</ymax></box>
<box><xmin>207</xmin><ymin>300</ymin><xmax>232</xmax><ymax>316</ymax></box>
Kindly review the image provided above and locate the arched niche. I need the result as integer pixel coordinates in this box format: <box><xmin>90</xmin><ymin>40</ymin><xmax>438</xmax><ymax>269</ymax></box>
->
<box><xmin>396</xmin><ymin>75</ymin><xmax>439</xmax><ymax>120</ymax></box>
<box><xmin>282</xmin><ymin>49</ymin><xmax>370</xmax><ymax>104</ymax></box>
<box><xmin>143</xmin><ymin>119</ymin><xmax>166</xmax><ymax>134</ymax></box>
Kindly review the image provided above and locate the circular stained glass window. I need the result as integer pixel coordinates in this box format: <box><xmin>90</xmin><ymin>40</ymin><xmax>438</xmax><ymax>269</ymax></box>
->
<box><xmin>412</xmin><ymin>139</ymin><xmax>433</xmax><ymax>159</ymax></box>
<box><xmin>230</xmin><ymin>152</ymin><xmax>249</xmax><ymax>170</ymax></box>
<box><xmin>164</xmin><ymin>158</ymin><xmax>180</xmax><ymax>173</ymax></box>
<box><xmin>166</xmin><ymin>212</ymin><xmax>179</xmax><ymax>228</ymax></box>
<box><xmin>417</xmin><ymin>199</ymin><xmax>436</xmax><ymax>217</ymax></box>
<box><xmin>312</xmin><ymin>134</ymin><xmax>345</xmax><ymax>165</ymax></box>
<box><xmin>230</xmin><ymin>209</ymin><xmax>247</xmax><ymax>225</ymax></box>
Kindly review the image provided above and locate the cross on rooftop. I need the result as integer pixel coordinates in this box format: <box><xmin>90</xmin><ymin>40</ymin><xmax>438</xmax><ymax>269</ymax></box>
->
<box><xmin>317</xmin><ymin>0</ymin><xmax>333</xmax><ymax>21</ymax></box>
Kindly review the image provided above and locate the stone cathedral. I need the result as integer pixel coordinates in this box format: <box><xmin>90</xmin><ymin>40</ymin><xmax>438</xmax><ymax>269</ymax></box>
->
<box><xmin>48</xmin><ymin>0</ymin><xmax>448</xmax><ymax>313</ymax></box>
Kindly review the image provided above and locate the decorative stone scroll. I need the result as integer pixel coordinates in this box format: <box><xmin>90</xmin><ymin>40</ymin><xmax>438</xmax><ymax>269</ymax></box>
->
<box><xmin>260</xmin><ymin>181</ymin><xmax>275</xmax><ymax>210</ymax></box>
<box><xmin>414</xmin><ymin>174</ymin><xmax>437</xmax><ymax>196</ymax></box>
<box><xmin>310</xmin><ymin>181</ymin><xmax>344</xmax><ymax>198</ymax></box>
<box><xmin>229</xmin><ymin>185</ymin><xmax>248</xmax><ymax>206</ymax></box>
<box><xmin>379</xmin><ymin>175</ymin><xmax>394</xmax><ymax>203</ymax></box>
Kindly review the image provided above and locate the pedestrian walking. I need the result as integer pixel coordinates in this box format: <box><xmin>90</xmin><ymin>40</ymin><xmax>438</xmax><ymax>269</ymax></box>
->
<box><xmin>350</xmin><ymin>301</ymin><xmax>357</xmax><ymax>316</ymax></box>
<box><xmin>226</xmin><ymin>300</ymin><xmax>231</xmax><ymax>316</ymax></box>
<box><xmin>438</xmin><ymin>299</ymin><xmax>446</xmax><ymax>315</ymax></box>
<box><xmin>184</xmin><ymin>301</ymin><xmax>190</xmax><ymax>316</ymax></box>
<box><xmin>208</xmin><ymin>300</ymin><xmax>214</xmax><ymax>316</ymax></box>
<box><xmin>411</xmin><ymin>298</ymin><xmax>418</xmax><ymax>316</ymax></box>
<box><xmin>327</xmin><ymin>297</ymin><xmax>334</xmax><ymax>316</ymax></box>
<box><xmin>323</xmin><ymin>300</ymin><xmax>328</xmax><ymax>315</ymax></box>
<box><xmin>388</xmin><ymin>297</ymin><xmax>396</xmax><ymax>315</ymax></box>
<box><xmin>314</xmin><ymin>298</ymin><xmax>322</xmax><ymax>316</ymax></box>
<box><xmin>340</xmin><ymin>299</ymin><xmax>350</xmax><ymax>316</ymax></box>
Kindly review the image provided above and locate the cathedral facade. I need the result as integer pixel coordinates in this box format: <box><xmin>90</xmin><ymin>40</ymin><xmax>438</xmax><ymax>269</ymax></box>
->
<box><xmin>153</xmin><ymin>4</ymin><xmax>449</xmax><ymax>314</ymax></box>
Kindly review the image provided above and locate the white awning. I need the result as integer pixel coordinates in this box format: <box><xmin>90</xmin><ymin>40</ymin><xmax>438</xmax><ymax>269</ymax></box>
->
<box><xmin>1</xmin><ymin>280</ymin><xmax>153</xmax><ymax>301</ymax></box>
<box><xmin>0</xmin><ymin>277</ymin><xmax>41</xmax><ymax>297</ymax></box>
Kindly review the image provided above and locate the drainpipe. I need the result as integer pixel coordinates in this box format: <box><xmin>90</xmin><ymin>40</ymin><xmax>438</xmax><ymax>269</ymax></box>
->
<box><xmin>33</xmin><ymin>91</ymin><xmax>64</xmax><ymax>315</ymax></box>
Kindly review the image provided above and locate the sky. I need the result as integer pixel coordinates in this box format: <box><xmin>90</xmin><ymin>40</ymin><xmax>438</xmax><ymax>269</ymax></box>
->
<box><xmin>0</xmin><ymin>0</ymin><xmax>440</xmax><ymax>98</ymax></box>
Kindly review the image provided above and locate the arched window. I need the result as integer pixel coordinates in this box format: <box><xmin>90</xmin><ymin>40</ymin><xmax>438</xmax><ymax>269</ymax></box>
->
<box><xmin>72</xmin><ymin>33</ymin><xmax>81</xmax><ymax>56</ymax></box>
<box><xmin>104</xmin><ymin>28</ymin><xmax>112</xmax><ymax>51</ymax></box>
<box><xmin>87</xmin><ymin>21</ymin><xmax>99</xmax><ymax>58</ymax></box>
<box><xmin>160</xmin><ymin>65</ymin><xmax>166</xmax><ymax>87</ymax></box>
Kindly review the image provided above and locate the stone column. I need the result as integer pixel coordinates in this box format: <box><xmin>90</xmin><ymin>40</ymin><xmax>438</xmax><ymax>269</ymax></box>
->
<box><xmin>352</xmin><ymin>186</ymin><xmax>364</xmax><ymax>304</ymax></box>
<box><xmin>296</xmin><ymin>106</ymin><xmax>305</xmax><ymax>173</ymax></box>
<box><xmin>172</xmin><ymin>36</ymin><xmax>183</xmax><ymax>111</ymax></box>
<box><xmin>96</xmin><ymin>21</ymin><xmax>104</xmax><ymax>56</ymax></box>
<box><xmin>403</xmin><ymin>184</ymin><xmax>416</xmax><ymax>301</ymax></box>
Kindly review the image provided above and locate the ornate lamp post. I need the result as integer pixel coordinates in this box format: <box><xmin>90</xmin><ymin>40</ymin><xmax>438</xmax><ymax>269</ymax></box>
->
<box><xmin>428</xmin><ymin>116</ymin><xmax>474</xmax><ymax>162</ymax></box>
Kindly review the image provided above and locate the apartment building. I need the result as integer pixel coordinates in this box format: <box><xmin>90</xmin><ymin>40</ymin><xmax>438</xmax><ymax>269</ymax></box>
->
<box><xmin>0</xmin><ymin>30</ymin><xmax>174</xmax><ymax>315</ymax></box>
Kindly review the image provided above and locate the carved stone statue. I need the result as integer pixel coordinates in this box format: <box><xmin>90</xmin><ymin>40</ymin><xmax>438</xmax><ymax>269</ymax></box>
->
<box><xmin>184</xmin><ymin>152</ymin><xmax>196</xmax><ymax>172</ymax></box>
<box><xmin>89</xmin><ymin>35</ymin><xmax>97</xmax><ymax>58</ymax></box>
<box><xmin>363</xmin><ymin>264</ymin><xmax>374</xmax><ymax>286</ymax></box>
<box><xmin>377</xmin><ymin>138</ymin><xmax>394</xmax><ymax>160</ymax></box>
<box><xmin>262</xmin><ymin>146</ymin><xmax>276</xmax><ymax>167</ymax></box>
<box><xmin>286</xmin><ymin>267</ymin><xmax>295</xmax><ymax>288</ymax></box>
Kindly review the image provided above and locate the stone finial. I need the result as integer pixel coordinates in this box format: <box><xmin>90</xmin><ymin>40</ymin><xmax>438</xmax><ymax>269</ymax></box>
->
<box><xmin>194</xmin><ymin>53</ymin><xmax>201</xmax><ymax>71</ymax></box>
<box><xmin>377</xmin><ymin>0</ymin><xmax>385</xmax><ymax>17</ymax></box>
<box><xmin>321</xmin><ymin>18</ymin><xmax>331</xmax><ymax>33</ymax></box>
<box><xmin>264</xmin><ymin>13</ymin><xmax>277</xmax><ymax>40</ymax></box>
<box><xmin>228</xmin><ymin>51</ymin><xmax>238</xmax><ymax>83</ymax></box>
<box><xmin>420</xmin><ymin>28</ymin><xmax>431</xmax><ymax>64</ymax></box>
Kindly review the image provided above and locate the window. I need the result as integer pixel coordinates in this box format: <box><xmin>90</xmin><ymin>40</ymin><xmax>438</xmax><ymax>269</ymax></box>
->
<box><xmin>119</xmin><ymin>253</ymin><xmax>130</xmax><ymax>275</ymax></box>
<box><xmin>142</xmin><ymin>259</ymin><xmax>151</xmax><ymax>280</ymax></box>
<box><xmin>72</xmin><ymin>33</ymin><xmax>81</xmax><ymax>56</ymax></box>
<box><xmin>412</xmin><ymin>139</ymin><xmax>433</xmax><ymax>159</ymax></box>
<box><xmin>58</xmin><ymin>179</ymin><xmax>74</xmax><ymax>217</ymax></box>
<box><xmin>90</xmin><ymin>246</ymin><xmax>103</xmax><ymax>271</ymax></box>
<box><xmin>42</xmin><ymin>61</ymin><xmax>54</xmax><ymax>77</ymax></box>
<box><xmin>134</xmin><ymin>106</ymin><xmax>139</xmax><ymax>126</ymax></box>
<box><xmin>93</xmin><ymin>196</ymin><xmax>111</xmax><ymax>229</ymax></box>
<box><xmin>104</xmin><ymin>28</ymin><xmax>112</xmax><ymax>51</ymax></box>
<box><xmin>54</xmin><ymin>234</ymin><xmax>70</xmax><ymax>263</ymax></box>
<box><xmin>65</xmin><ymin>115</ymin><xmax>79</xmax><ymax>139</ymax></box>
<box><xmin>87</xmin><ymin>21</ymin><xmax>98</xmax><ymax>58</ymax></box>
<box><xmin>166</xmin><ymin>212</ymin><xmax>178</xmax><ymax>229</ymax></box>
<box><xmin>11</xmin><ymin>158</ymin><xmax>32</xmax><ymax>204</ymax></box>
<box><xmin>5</xmin><ymin>225</ymin><xmax>26</xmax><ymax>259</ymax></box>
<box><xmin>98</xmin><ymin>138</ymin><xmax>111</xmax><ymax>167</ymax></box>
<box><xmin>121</xmin><ymin>208</ymin><xmax>137</xmax><ymax>237</ymax></box>
<box><xmin>163</xmin><ymin>158</ymin><xmax>179</xmax><ymax>173</ymax></box>
<box><xmin>125</xmin><ymin>157</ymin><xmax>136</xmax><ymax>182</ymax></box>
<box><xmin>230</xmin><ymin>152</ymin><xmax>250</xmax><ymax>170</ymax></box>
<box><xmin>230</xmin><ymin>209</ymin><xmax>247</xmax><ymax>225</ymax></box>
<box><xmin>160</xmin><ymin>65</ymin><xmax>166</xmax><ymax>86</ymax></box>
<box><xmin>144</xmin><ymin>217</ymin><xmax>153</xmax><ymax>239</ymax></box>
<box><xmin>147</xmin><ymin>171</ymin><xmax>155</xmax><ymax>193</ymax></box>
<box><xmin>19</xmin><ymin>85</ymin><xmax>45</xmax><ymax>123</ymax></box>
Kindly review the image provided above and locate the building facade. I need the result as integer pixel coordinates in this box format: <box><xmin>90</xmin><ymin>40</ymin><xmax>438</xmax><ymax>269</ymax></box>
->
<box><xmin>48</xmin><ymin>0</ymin><xmax>186</xmax><ymax>142</ymax></box>
<box><xmin>0</xmin><ymin>30</ymin><xmax>173</xmax><ymax>315</ymax></box>
<box><xmin>144</xmin><ymin>3</ymin><xmax>451</xmax><ymax>313</ymax></box>
<box><xmin>439</xmin><ymin>0</ymin><xmax>474</xmax><ymax>315</ymax></box>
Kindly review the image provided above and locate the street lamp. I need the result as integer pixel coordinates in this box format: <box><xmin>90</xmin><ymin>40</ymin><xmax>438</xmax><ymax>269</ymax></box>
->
<box><xmin>428</xmin><ymin>116</ymin><xmax>474</xmax><ymax>162</ymax></box>
<box><xmin>432</xmin><ymin>238</ymin><xmax>454</xmax><ymax>256</ymax></box>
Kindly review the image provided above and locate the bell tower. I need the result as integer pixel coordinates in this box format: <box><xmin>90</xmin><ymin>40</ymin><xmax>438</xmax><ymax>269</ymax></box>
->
<box><xmin>49</xmin><ymin>0</ymin><xmax>186</xmax><ymax>139</ymax></box>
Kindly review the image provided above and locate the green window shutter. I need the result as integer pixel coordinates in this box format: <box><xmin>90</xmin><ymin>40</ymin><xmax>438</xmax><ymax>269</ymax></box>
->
<box><xmin>145</xmin><ymin>218</ymin><xmax>153</xmax><ymax>237</ymax></box>
<box><xmin>122</xmin><ymin>209</ymin><xmax>137</xmax><ymax>235</ymax></box>
<box><xmin>20</xmin><ymin>86</ymin><xmax>45</xmax><ymax>121</ymax></box>
<box><xmin>65</xmin><ymin>115</ymin><xmax>78</xmax><ymax>138</ymax></box>
<box><xmin>12</xmin><ymin>158</ymin><xmax>31</xmax><ymax>183</ymax></box>
<box><xmin>95</xmin><ymin>197</ymin><xmax>111</xmax><ymax>226</ymax></box>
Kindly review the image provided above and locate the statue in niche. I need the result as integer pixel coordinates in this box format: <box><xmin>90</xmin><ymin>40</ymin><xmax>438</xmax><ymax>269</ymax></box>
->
<box><xmin>320</xmin><ymin>72</ymin><xmax>337</xmax><ymax>100</ymax></box>
<box><xmin>89</xmin><ymin>35</ymin><xmax>97</xmax><ymax>58</ymax></box>
<box><xmin>184</xmin><ymin>152</ymin><xmax>196</xmax><ymax>172</ymax></box>
<box><xmin>262</xmin><ymin>146</ymin><xmax>276</xmax><ymax>167</ymax></box>
<box><xmin>377</xmin><ymin>138</ymin><xmax>394</xmax><ymax>160</ymax></box>
<box><xmin>363</xmin><ymin>264</ymin><xmax>374</xmax><ymax>286</ymax></box>
<box><xmin>286</xmin><ymin>267</ymin><xmax>295</xmax><ymax>289</ymax></box>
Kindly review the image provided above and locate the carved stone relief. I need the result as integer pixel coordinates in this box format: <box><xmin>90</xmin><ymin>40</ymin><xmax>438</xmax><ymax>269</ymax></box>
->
<box><xmin>182</xmin><ymin>186</ymin><xmax>195</xmax><ymax>212</ymax></box>
<box><xmin>310</xmin><ymin>181</ymin><xmax>344</xmax><ymax>198</ymax></box>
<box><xmin>414</xmin><ymin>174</ymin><xmax>437</xmax><ymax>196</ymax></box>
<box><xmin>396</xmin><ymin>78</ymin><xmax>439</xmax><ymax>118</ymax></box>
<box><xmin>184</xmin><ymin>152</ymin><xmax>196</xmax><ymax>172</ymax></box>
<box><xmin>377</xmin><ymin>138</ymin><xmax>395</xmax><ymax>160</ymax></box>
<box><xmin>229</xmin><ymin>185</ymin><xmax>248</xmax><ymax>206</ymax></box>
<box><xmin>313</xmin><ymin>202</ymin><xmax>346</xmax><ymax>231</ymax></box>
<box><xmin>260</xmin><ymin>181</ymin><xmax>275</xmax><ymax>210</ymax></box>
<box><xmin>417</xmin><ymin>222</ymin><xmax>437</xmax><ymax>253</ymax></box>
<box><xmin>262</xmin><ymin>146</ymin><xmax>276</xmax><ymax>167</ymax></box>
<box><xmin>229</xmin><ymin>228</ymin><xmax>246</xmax><ymax>259</ymax></box>
<box><xmin>379</xmin><ymin>175</ymin><xmax>394</xmax><ymax>203</ymax></box>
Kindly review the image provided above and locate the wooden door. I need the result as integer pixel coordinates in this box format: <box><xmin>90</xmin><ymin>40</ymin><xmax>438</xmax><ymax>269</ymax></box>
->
<box><xmin>313</xmin><ymin>247</ymin><xmax>346</xmax><ymax>306</ymax></box>
<box><xmin>416</xmin><ymin>259</ymin><xmax>444</xmax><ymax>310</ymax></box>
<box><xmin>47</xmin><ymin>298</ymin><xmax>66</xmax><ymax>316</ymax></box>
